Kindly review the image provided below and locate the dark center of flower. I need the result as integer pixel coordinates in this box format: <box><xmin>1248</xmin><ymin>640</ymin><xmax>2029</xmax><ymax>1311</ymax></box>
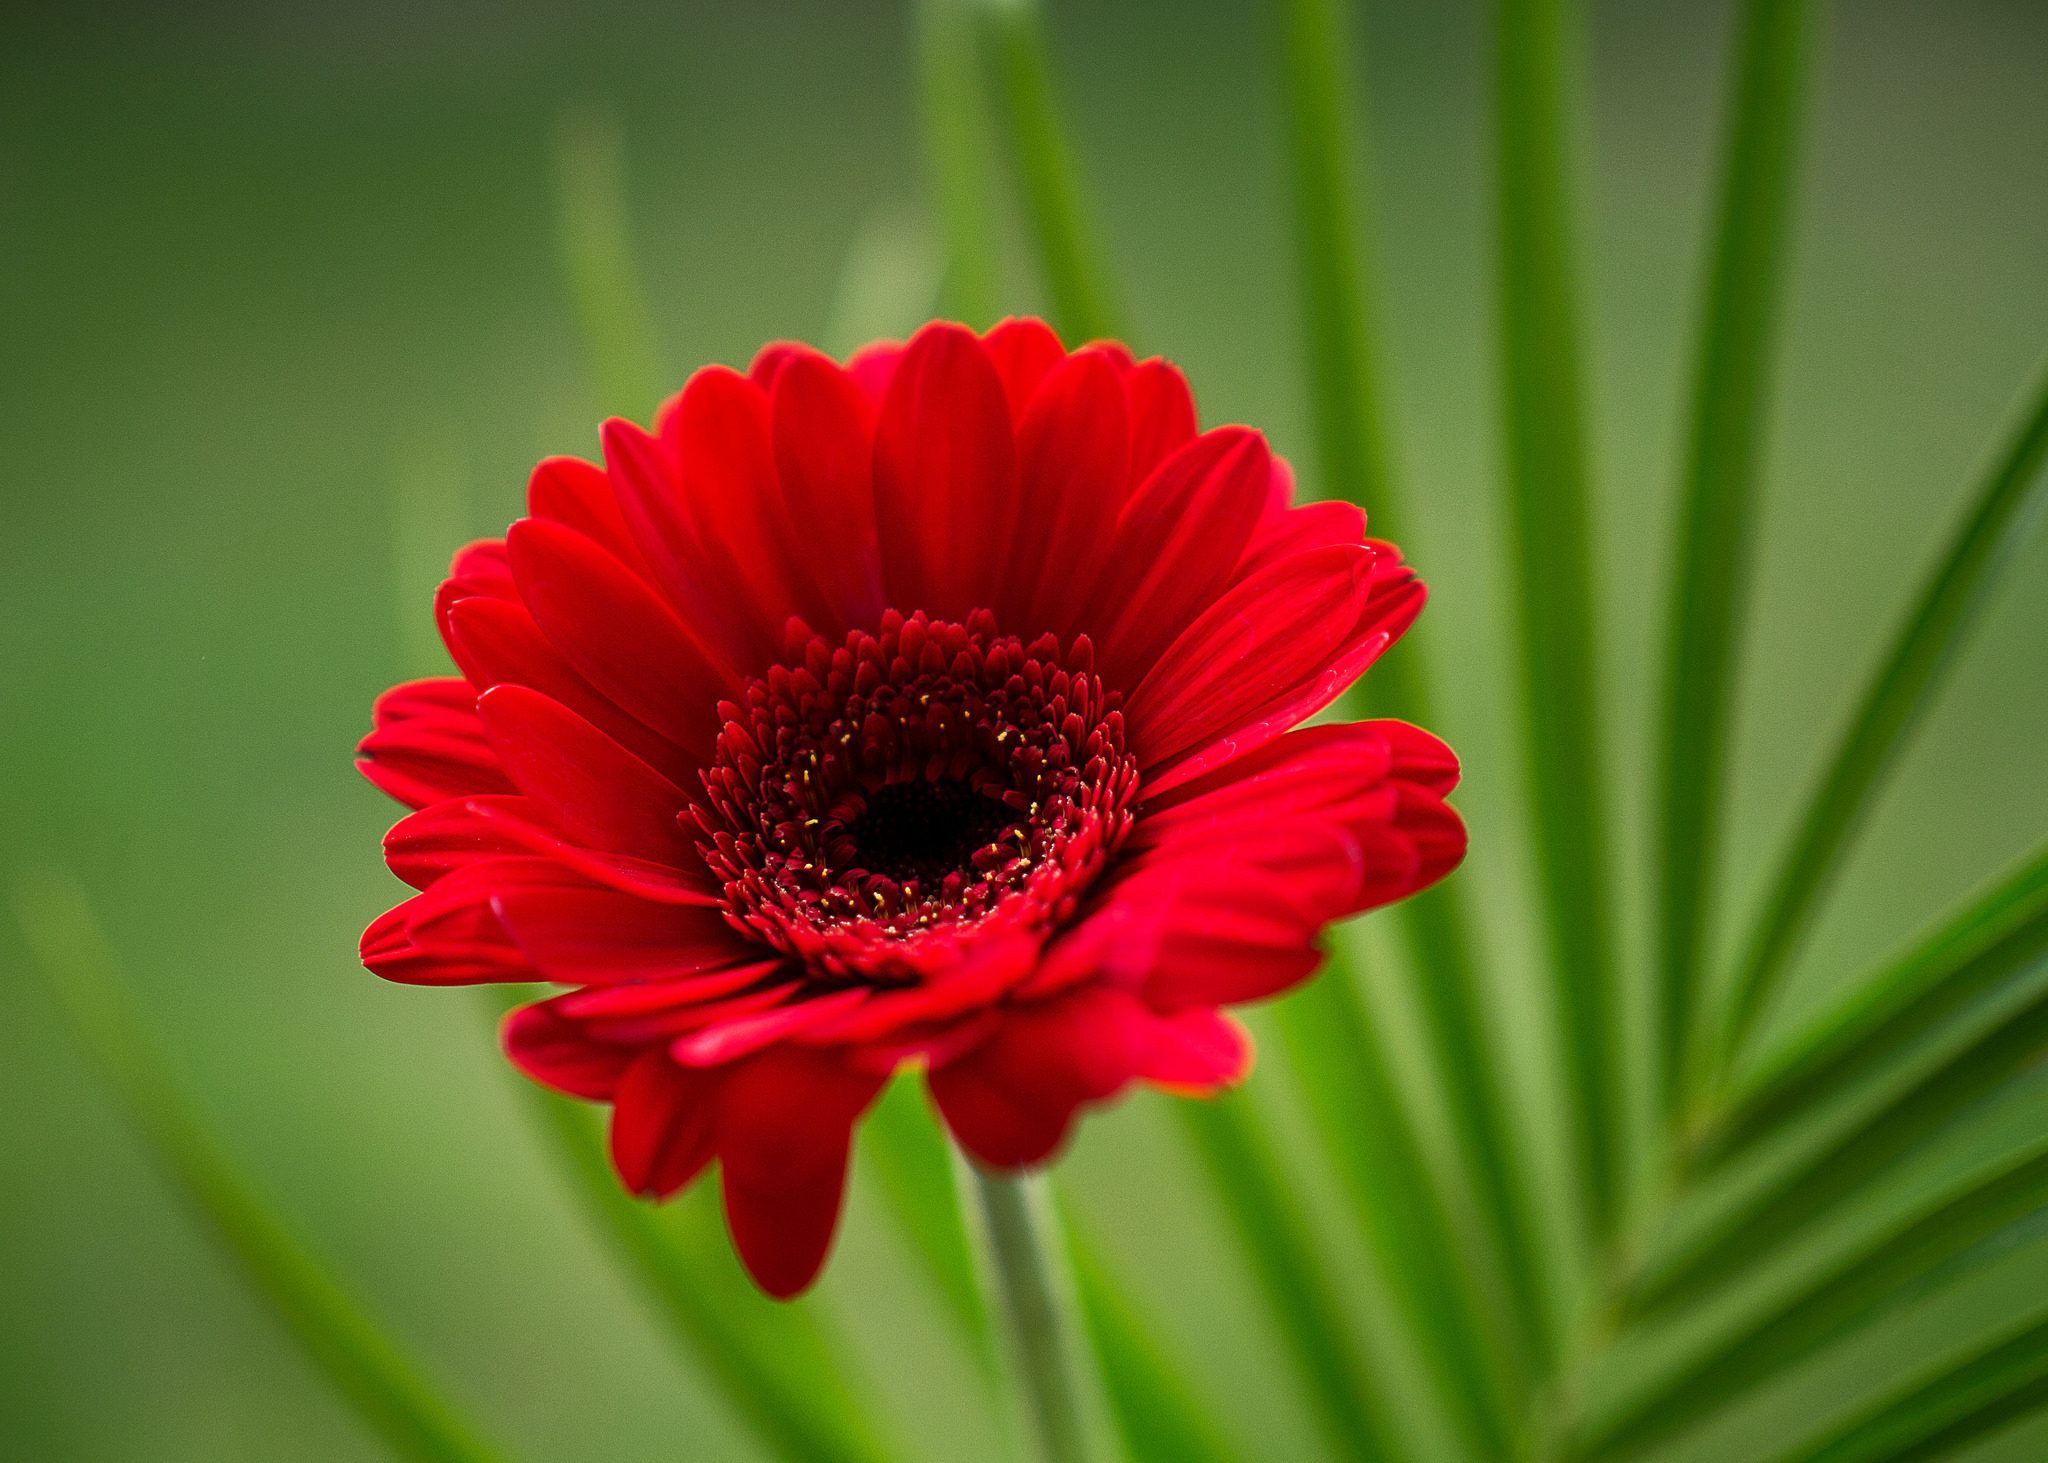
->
<box><xmin>846</xmin><ymin>777</ymin><xmax>1013</xmax><ymax>890</ymax></box>
<box><xmin>691</xmin><ymin>608</ymin><xmax>1138</xmax><ymax>984</ymax></box>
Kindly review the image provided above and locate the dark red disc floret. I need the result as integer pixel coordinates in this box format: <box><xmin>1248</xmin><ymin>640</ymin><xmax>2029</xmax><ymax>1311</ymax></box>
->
<box><xmin>695</xmin><ymin>609</ymin><xmax>1137</xmax><ymax>984</ymax></box>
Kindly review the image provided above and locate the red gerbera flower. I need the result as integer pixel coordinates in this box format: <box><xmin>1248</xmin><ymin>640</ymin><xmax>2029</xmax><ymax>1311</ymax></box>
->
<box><xmin>358</xmin><ymin>318</ymin><xmax>1465</xmax><ymax>1298</ymax></box>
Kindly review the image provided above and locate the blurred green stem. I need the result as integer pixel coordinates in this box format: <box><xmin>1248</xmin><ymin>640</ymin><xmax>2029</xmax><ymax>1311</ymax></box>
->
<box><xmin>918</xmin><ymin>0</ymin><xmax>1003</xmax><ymax>327</ymax></box>
<box><xmin>12</xmin><ymin>873</ymin><xmax>515</xmax><ymax>1463</ymax></box>
<box><xmin>549</xmin><ymin>103</ymin><xmax>665</xmax><ymax>417</ymax></box>
<box><xmin>971</xmin><ymin>1166</ymin><xmax>1115</xmax><ymax>1463</ymax></box>
<box><xmin>981</xmin><ymin>0</ymin><xmax>1121</xmax><ymax>342</ymax></box>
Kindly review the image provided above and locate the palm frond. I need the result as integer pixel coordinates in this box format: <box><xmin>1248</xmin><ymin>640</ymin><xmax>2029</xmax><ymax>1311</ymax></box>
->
<box><xmin>1493</xmin><ymin>0</ymin><xmax>1625</xmax><ymax>1245</ymax></box>
<box><xmin>1655</xmin><ymin>0</ymin><xmax>1825</xmax><ymax>1118</ymax></box>
<box><xmin>1580</xmin><ymin>1130</ymin><xmax>2048</xmax><ymax>1460</ymax></box>
<box><xmin>1721</xmin><ymin>356</ymin><xmax>2048</xmax><ymax>1064</ymax></box>
<box><xmin>1272</xmin><ymin>0</ymin><xmax>1556</xmax><ymax>1381</ymax></box>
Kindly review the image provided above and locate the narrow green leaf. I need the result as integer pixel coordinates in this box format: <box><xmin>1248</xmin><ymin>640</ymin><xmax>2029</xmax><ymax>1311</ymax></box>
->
<box><xmin>1065</xmin><ymin>1217</ymin><xmax>1246</xmax><ymax>1463</ymax></box>
<box><xmin>549</xmin><ymin>103</ymin><xmax>666</xmax><ymax>417</ymax></box>
<box><xmin>859</xmin><ymin>1070</ymin><xmax>993</xmax><ymax>1356</ymax></box>
<box><xmin>1698</xmin><ymin>839</ymin><xmax>2048</xmax><ymax>1171</ymax></box>
<box><xmin>1764</xmin><ymin>1308</ymin><xmax>2048</xmax><ymax>1463</ymax></box>
<box><xmin>1494</xmin><ymin>0</ymin><xmax>1623</xmax><ymax>1243</ymax></box>
<box><xmin>1655</xmin><ymin>0</ymin><xmax>1826</xmax><ymax>1118</ymax></box>
<box><xmin>1269</xmin><ymin>0</ymin><xmax>1555</xmax><ymax>1377</ymax></box>
<box><xmin>1575</xmin><ymin>1133</ymin><xmax>2048</xmax><ymax>1462</ymax></box>
<box><xmin>979</xmin><ymin>0</ymin><xmax>1121</xmax><ymax>343</ymax></box>
<box><xmin>1722</xmin><ymin>353</ymin><xmax>2048</xmax><ymax>1062</ymax></box>
<box><xmin>488</xmin><ymin>992</ymin><xmax>894</xmax><ymax>1463</ymax></box>
<box><xmin>1177</xmin><ymin>1093</ymin><xmax>1401</xmax><ymax>1463</ymax></box>
<box><xmin>917</xmin><ymin>0</ymin><xmax>1003</xmax><ymax>327</ymax></box>
<box><xmin>1277</xmin><ymin>956</ymin><xmax>1520</xmax><ymax>1457</ymax></box>
<box><xmin>10</xmin><ymin>873</ymin><xmax>516</xmax><ymax>1463</ymax></box>
<box><xmin>1633</xmin><ymin>926</ymin><xmax>2048</xmax><ymax>1318</ymax></box>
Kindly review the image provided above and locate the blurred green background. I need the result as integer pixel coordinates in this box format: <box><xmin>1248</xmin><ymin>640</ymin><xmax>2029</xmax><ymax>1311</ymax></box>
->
<box><xmin>3</xmin><ymin>1</ymin><xmax>2046</xmax><ymax>1459</ymax></box>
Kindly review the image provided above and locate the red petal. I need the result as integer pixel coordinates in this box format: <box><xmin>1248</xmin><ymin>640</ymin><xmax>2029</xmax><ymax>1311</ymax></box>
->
<box><xmin>356</xmin><ymin>678</ymin><xmax>515</xmax><ymax>810</ymax></box>
<box><xmin>444</xmin><ymin>593</ymin><xmax>696</xmax><ymax>786</ymax></box>
<box><xmin>1143</xmin><ymin>1009</ymin><xmax>1254</xmax><ymax>1092</ymax></box>
<box><xmin>661</xmin><ymin>366</ymin><xmax>834</xmax><ymax>658</ymax></box>
<box><xmin>1129</xmin><ymin>544</ymin><xmax>1374</xmax><ymax>769</ymax></box>
<box><xmin>477</xmin><ymin>684</ymin><xmax>694</xmax><ymax>866</ymax></box>
<box><xmin>873</xmin><ymin>321</ymin><xmax>1017</xmax><ymax>622</ymax></box>
<box><xmin>671</xmin><ymin>986</ymin><xmax>870</xmax><ymax>1068</ymax></box>
<box><xmin>361</xmin><ymin>858</ymin><xmax>556</xmax><ymax>986</ymax></box>
<box><xmin>1120</xmin><ymin>358</ymin><xmax>1198</xmax><ymax>492</ymax></box>
<box><xmin>382</xmin><ymin>796</ymin><xmax>530</xmax><ymax>890</ymax></box>
<box><xmin>463</xmin><ymin>797</ymin><xmax>721</xmax><ymax>906</ymax></box>
<box><xmin>601</xmin><ymin>416</ymin><xmax>772</xmax><ymax>676</ymax></box>
<box><xmin>929</xmin><ymin>985</ymin><xmax>1155</xmax><ymax>1168</ymax></box>
<box><xmin>503</xmin><ymin>996</ymin><xmax>637</xmax><ymax>1101</ymax></box>
<box><xmin>747</xmin><ymin>340</ymin><xmax>805</xmax><ymax>391</ymax></box>
<box><xmin>772</xmin><ymin>350</ymin><xmax>884</xmax><ymax>635</ymax></box>
<box><xmin>1236</xmin><ymin>500</ymin><xmax>1367</xmax><ymax>581</ymax></box>
<box><xmin>717</xmin><ymin>1046</ymin><xmax>885</xmax><ymax>1297</ymax></box>
<box><xmin>507</xmin><ymin>516</ymin><xmax>733</xmax><ymax>764</ymax></box>
<box><xmin>1005</xmin><ymin>350</ymin><xmax>1131</xmax><ymax>640</ymax></box>
<box><xmin>491</xmin><ymin>879</ymin><xmax>760</xmax><ymax>986</ymax></box>
<box><xmin>845</xmin><ymin>339</ymin><xmax>905</xmax><ymax>402</ymax></box>
<box><xmin>1089</xmin><ymin>427</ymin><xmax>1271</xmax><ymax>689</ymax></box>
<box><xmin>609</xmin><ymin>1048</ymin><xmax>722</xmax><ymax>1198</ymax></box>
<box><xmin>981</xmin><ymin>316</ymin><xmax>1067</xmax><ymax>420</ymax></box>
<box><xmin>526</xmin><ymin>456</ymin><xmax>651</xmax><ymax>578</ymax></box>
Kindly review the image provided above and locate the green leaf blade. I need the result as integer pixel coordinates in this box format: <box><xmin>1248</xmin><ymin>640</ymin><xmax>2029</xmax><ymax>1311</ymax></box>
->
<box><xmin>494</xmin><ymin>1010</ymin><xmax>895</xmax><ymax>1463</ymax></box>
<box><xmin>1177</xmin><ymin>1093</ymin><xmax>1401</xmax><ymax>1463</ymax></box>
<box><xmin>1766</xmin><ymin>1309</ymin><xmax>2048</xmax><ymax>1463</ymax></box>
<box><xmin>1656</xmin><ymin>0</ymin><xmax>1825</xmax><ymax>1118</ymax></box>
<box><xmin>11</xmin><ymin>873</ymin><xmax>518</xmax><ymax>1463</ymax></box>
<box><xmin>1722</xmin><ymin>354</ymin><xmax>2048</xmax><ymax>1062</ymax></box>
<box><xmin>1701</xmin><ymin>839</ymin><xmax>2048</xmax><ymax>1171</ymax></box>
<box><xmin>1494</xmin><ymin>0</ymin><xmax>1624</xmax><ymax>1243</ymax></box>
<box><xmin>1636</xmin><ymin>947</ymin><xmax>2048</xmax><ymax>1319</ymax></box>
<box><xmin>1581</xmin><ymin>1133</ymin><xmax>2048</xmax><ymax>1461</ymax></box>
<box><xmin>1271</xmin><ymin>0</ymin><xmax>1555</xmax><ymax>1378</ymax></box>
<box><xmin>1277</xmin><ymin>958</ymin><xmax>1521</xmax><ymax>1458</ymax></box>
<box><xmin>1066</xmin><ymin>1220</ymin><xmax>1246</xmax><ymax>1463</ymax></box>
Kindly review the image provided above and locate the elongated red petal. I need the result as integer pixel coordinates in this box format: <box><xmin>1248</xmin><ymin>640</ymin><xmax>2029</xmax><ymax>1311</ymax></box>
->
<box><xmin>492</xmin><ymin>880</ymin><xmax>761</xmax><ymax>986</ymax></box>
<box><xmin>929</xmin><ymin>985</ymin><xmax>1159</xmax><ymax>1168</ymax></box>
<box><xmin>609</xmin><ymin>1048</ymin><xmax>722</xmax><ymax>1198</ymax></box>
<box><xmin>477</xmin><ymin>684</ymin><xmax>694</xmax><ymax>866</ymax></box>
<box><xmin>982</xmin><ymin>316</ymin><xmax>1067</xmax><ymax>420</ymax></box>
<box><xmin>1120</xmin><ymin>357</ymin><xmax>1198</xmax><ymax>492</ymax></box>
<box><xmin>1129</xmin><ymin>544</ymin><xmax>1374</xmax><ymax>770</ymax></box>
<box><xmin>503</xmin><ymin>996</ymin><xmax>637</xmax><ymax>1100</ymax></box>
<box><xmin>508</xmin><ymin>516</ymin><xmax>733</xmax><ymax>763</ymax></box>
<box><xmin>1007</xmin><ymin>350</ymin><xmax>1131</xmax><ymax>639</ymax></box>
<box><xmin>873</xmin><ymin>321</ymin><xmax>1017</xmax><ymax>622</ymax></box>
<box><xmin>717</xmin><ymin>1047</ymin><xmax>885</xmax><ymax>1297</ymax></box>
<box><xmin>356</xmin><ymin>679</ymin><xmax>515</xmax><ymax>809</ymax></box>
<box><xmin>772</xmin><ymin>350</ymin><xmax>883</xmax><ymax>635</ymax></box>
<box><xmin>1089</xmin><ymin>427</ymin><xmax>1272</xmax><ymax>689</ymax></box>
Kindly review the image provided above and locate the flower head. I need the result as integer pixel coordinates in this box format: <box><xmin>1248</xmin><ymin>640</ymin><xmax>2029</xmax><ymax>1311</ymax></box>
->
<box><xmin>360</xmin><ymin>318</ymin><xmax>1465</xmax><ymax>1297</ymax></box>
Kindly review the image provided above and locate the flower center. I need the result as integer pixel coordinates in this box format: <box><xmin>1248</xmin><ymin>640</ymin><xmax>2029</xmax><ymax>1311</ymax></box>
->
<box><xmin>846</xmin><ymin>776</ymin><xmax>1014</xmax><ymax>890</ymax></box>
<box><xmin>692</xmin><ymin>609</ymin><xmax>1137</xmax><ymax>984</ymax></box>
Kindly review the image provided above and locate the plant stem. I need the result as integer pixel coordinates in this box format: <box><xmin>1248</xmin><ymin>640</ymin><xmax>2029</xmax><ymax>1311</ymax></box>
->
<box><xmin>972</xmin><ymin>1165</ymin><xmax>1104</xmax><ymax>1463</ymax></box>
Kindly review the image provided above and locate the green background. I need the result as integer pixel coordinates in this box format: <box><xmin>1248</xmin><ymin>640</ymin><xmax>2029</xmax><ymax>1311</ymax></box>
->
<box><xmin>3</xmin><ymin>1</ymin><xmax>2046</xmax><ymax>1459</ymax></box>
